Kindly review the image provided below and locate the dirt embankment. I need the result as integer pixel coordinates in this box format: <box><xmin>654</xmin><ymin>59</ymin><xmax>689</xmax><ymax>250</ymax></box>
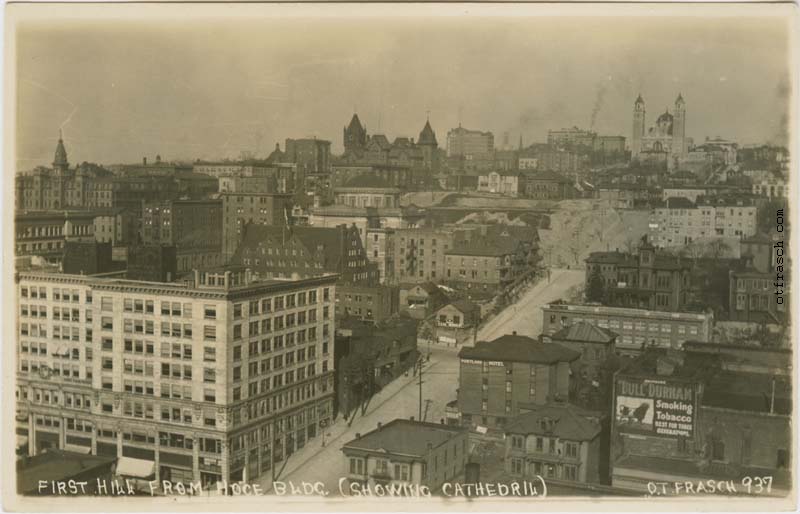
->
<box><xmin>538</xmin><ymin>201</ymin><xmax>651</xmax><ymax>269</ymax></box>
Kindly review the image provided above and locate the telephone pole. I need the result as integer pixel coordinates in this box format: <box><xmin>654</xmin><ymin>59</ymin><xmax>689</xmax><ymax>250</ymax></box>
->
<box><xmin>418</xmin><ymin>356</ymin><xmax>424</xmax><ymax>421</ymax></box>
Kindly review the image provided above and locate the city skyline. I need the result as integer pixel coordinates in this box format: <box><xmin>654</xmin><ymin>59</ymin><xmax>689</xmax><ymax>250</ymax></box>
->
<box><xmin>17</xmin><ymin>14</ymin><xmax>792</xmax><ymax>168</ymax></box>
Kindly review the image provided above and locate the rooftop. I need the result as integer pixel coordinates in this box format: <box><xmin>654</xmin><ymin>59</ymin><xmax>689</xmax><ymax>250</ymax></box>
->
<box><xmin>339</xmin><ymin>173</ymin><xmax>398</xmax><ymax>190</ymax></box>
<box><xmin>521</xmin><ymin>169</ymin><xmax>573</xmax><ymax>183</ymax></box>
<box><xmin>551</xmin><ymin>321</ymin><xmax>617</xmax><ymax>344</ymax></box>
<box><xmin>660</xmin><ymin>197</ymin><xmax>696</xmax><ymax>209</ymax></box>
<box><xmin>459</xmin><ymin>335</ymin><xmax>580</xmax><ymax>364</ymax></box>
<box><xmin>341</xmin><ymin>419</ymin><xmax>466</xmax><ymax>457</ymax></box>
<box><xmin>506</xmin><ymin>403</ymin><xmax>603</xmax><ymax>441</ymax></box>
<box><xmin>17</xmin><ymin>449</ymin><xmax>115</xmax><ymax>494</ymax></box>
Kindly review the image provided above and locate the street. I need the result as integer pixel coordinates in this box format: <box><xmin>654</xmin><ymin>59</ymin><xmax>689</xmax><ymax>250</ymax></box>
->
<box><xmin>478</xmin><ymin>268</ymin><xmax>584</xmax><ymax>340</ymax></box>
<box><xmin>263</xmin><ymin>268</ymin><xmax>584</xmax><ymax>493</ymax></box>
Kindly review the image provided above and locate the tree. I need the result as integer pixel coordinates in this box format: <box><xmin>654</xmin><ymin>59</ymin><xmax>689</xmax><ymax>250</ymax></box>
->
<box><xmin>707</xmin><ymin>239</ymin><xmax>733</xmax><ymax>259</ymax></box>
<box><xmin>757</xmin><ymin>199</ymin><xmax>789</xmax><ymax>234</ymax></box>
<box><xmin>586</xmin><ymin>266</ymin><xmax>606</xmax><ymax>303</ymax></box>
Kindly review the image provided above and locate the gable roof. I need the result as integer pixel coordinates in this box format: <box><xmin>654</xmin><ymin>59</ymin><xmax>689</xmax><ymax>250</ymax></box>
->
<box><xmin>442</xmin><ymin>299</ymin><xmax>481</xmax><ymax>316</ymax></box>
<box><xmin>551</xmin><ymin>321</ymin><xmax>617</xmax><ymax>344</ymax></box>
<box><xmin>505</xmin><ymin>403</ymin><xmax>602</xmax><ymax>441</ymax></box>
<box><xmin>459</xmin><ymin>335</ymin><xmax>580</xmax><ymax>364</ymax></box>
<box><xmin>342</xmin><ymin>419</ymin><xmax>466</xmax><ymax>457</ymax></box>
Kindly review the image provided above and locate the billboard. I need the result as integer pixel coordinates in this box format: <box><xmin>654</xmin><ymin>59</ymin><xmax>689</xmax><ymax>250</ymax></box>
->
<box><xmin>615</xmin><ymin>377</ymin><xmax>696</xmax><ymax>439</ymax></box>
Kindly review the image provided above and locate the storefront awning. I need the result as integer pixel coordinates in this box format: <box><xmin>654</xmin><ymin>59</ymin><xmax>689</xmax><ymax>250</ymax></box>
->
<box><xmin>63</xmin><ymin>444</ymin><xmax>91</xmax><ymax>454</ymax></box>
<box><xmin>116</xmin><ymin>456</ymin><xmax>155</xmax><ymax>478</ymax></box>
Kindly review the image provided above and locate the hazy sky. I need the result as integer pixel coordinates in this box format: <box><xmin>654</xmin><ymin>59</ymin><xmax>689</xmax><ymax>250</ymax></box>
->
<box><xmin>16</xmin><ymin>14</ymin><xmax>792</xmax><ymax>169</ymax></box>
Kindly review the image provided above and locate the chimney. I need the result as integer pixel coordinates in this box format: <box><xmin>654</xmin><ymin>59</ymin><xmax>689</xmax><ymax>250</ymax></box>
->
<box><xmin>410</xmin><ymin>416</ymin><xmax>415</xmax><ymax>421</ymax></box>
<box><xmin>143</xmin><ymin>157</ymin><xmax>147</xmax><ymax>166</ymax></box>
<box><xmin>512</xmin><ymin>330</ymin><xmax>517</xmax><ymax>336</ymax></box>
<box><xmin>355</xmin><ymin>433</ymin><xmax>361</xmax><ymax>439</ymax></box>
<box><xmin>377</xmin><ymin>422</ymin><xmax>383</xmax><ymax>430</ymax></box>
<box><xmin>156</xmin><ymin>154</ymin><xmax>162</xmax><ymax>164</ymax></box>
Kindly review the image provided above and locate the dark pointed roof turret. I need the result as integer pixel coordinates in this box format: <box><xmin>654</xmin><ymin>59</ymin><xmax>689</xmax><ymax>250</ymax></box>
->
<box><xmin>53</xmin><ymin>131</ymin><xmax>68</xmax><ymax>169</ymax></box>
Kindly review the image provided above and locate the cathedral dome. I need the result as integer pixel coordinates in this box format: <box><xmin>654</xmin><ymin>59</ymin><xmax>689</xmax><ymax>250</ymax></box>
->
<box><xmin>656</xmin><ymin>110</ymin><xmax>673</xmax><ymax>124</ymax></box>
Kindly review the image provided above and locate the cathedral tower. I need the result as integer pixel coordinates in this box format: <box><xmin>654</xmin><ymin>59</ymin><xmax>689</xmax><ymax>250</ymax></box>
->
<box><xmin>343</xmin><ymin>113</ymin><xmax>368</xmax><ymax>154</ymax></box>
<box><xmin>417</xmin><ymin>117</ymin><xmax>439</xmax><ymax>174</ymax></box>
<box><xmin>632</xmin><ymin>95</ymin><xmax>645</xmax><ymax>158</ymax></box>
<box><xmin>672</xmin><ymin>93</ymin><xmax>686</xmax><ymax>158</ymax></box>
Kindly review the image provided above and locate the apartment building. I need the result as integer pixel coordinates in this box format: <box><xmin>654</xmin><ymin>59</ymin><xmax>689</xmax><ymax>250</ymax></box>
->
<box><xmin>393</xmin><ymin>227</ymin><xmax>472</xmax><ymax>284</ymax></box>
<box><xmin>649</xmin><ymin>196</ymin><xmax>758</xmax><ymax>248</ymax></box>
<box><xmin>15</xmin><ymin>268</ymin><xmax>337</xmax><ymax>487</ymax></box>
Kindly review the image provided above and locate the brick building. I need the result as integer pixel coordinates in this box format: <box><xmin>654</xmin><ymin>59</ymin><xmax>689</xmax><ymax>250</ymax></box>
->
<box><xmin>336</xmin><ymin>283</ymin><xmax>399</xmax><ymax>324</ymax></box>
<box><xmin>220</xmin><ymin>192</ymin><xmax>294</xmax><ymax>260</ymax></box>
<box><xmin>126</xmin><ymin>245</ymin><xmax>178</xmax><ymax>283</ymax></box>
<box><xmin>142</xmin><ymin>199</ymin><xmax>223</xmax><ymax>273</ymax></box>
<box><xmin>457</xmin><ymin>334</ymin><xmax>580</xmax><ymax>430</ymax></box>
<box><xmin>611</xmin><ymin>349</ymin><xmax>791</xmax><ymax>495</ymax></box>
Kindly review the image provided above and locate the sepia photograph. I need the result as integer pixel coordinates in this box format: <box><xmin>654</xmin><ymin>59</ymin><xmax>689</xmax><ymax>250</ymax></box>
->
<box><xmin>2</xmin><ymin>2</ymin><xmax>797</xmax><ymax>511</ymax></box>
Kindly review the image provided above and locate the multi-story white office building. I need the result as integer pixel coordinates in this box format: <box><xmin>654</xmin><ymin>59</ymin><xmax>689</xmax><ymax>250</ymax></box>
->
<box><xmin>15</xmin><ymin>267</ymin><xmax>337</xmax><ymax>487</ymax></box>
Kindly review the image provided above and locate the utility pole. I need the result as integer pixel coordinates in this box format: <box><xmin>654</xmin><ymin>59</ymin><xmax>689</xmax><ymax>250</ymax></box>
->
<box><xmin>418</xmin><ymin>356</ymin><xmax>424</xmax><ymax>421</ymax></box>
